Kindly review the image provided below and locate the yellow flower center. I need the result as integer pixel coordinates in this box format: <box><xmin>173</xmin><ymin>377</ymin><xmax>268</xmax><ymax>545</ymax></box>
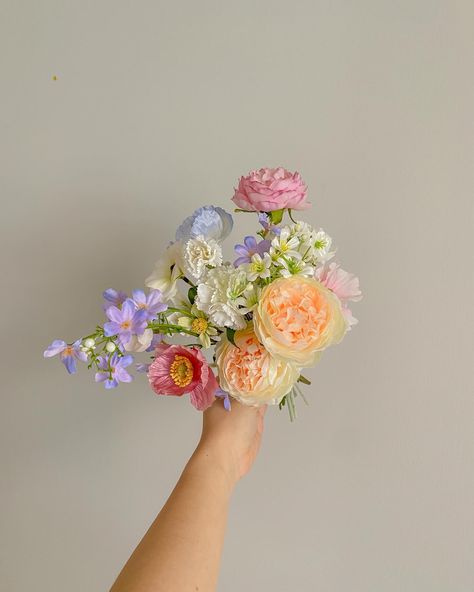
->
<box><xmin>120</xmin><ymin>320</ymin><xmax>131</xmax><ymax>330</ymax></box>
<box><xmin>191</xmin><ymin>318</ymin><xmax>208</xmax><ymax>334</ymax></box>
<box><xmin>169</xmin><ymin>355</ymin><xmax>194</xmax><ymax>387</ymax></box>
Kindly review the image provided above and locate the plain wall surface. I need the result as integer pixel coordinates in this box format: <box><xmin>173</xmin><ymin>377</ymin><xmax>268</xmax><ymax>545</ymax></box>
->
<box><xmin>1</xmin><ymin>1</ymin><xmax>473</xmax><ymax>590</ymax></box>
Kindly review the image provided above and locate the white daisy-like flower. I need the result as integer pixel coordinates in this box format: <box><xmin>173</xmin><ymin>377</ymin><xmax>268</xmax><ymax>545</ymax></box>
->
<box><xmin>240</xmin><ymin>283</ymin><xmax>261</xmax><ymax>313</ymax></box>
<box><xmin>270</xmin><ymin>227</ymin><xmax>302</xmax><ymax>263</ymax></box>
<box><xmin>245</xmin><ymin>252</ymin><xmax>272</xmax><ymax>281</ymax></box>
<box><xmin>279</xmin><ymin>257</ymin><xmax>315</xmax><ymax>278</ymax></box>
<box><xmin>176</xmin><ymin>305</ymin><xmax>219</xmax><ymax>349</ymax></box>
<box><xmin>312</xmin><ymin>230</ymin><xmax>335</xmax><ymax>263</ymax></box>
<box><xmin>195</xmin><ymin>265</ymin><xmax>249</xmax><ymax>330</ymax></box>
<box><xmin>182</xmin><ymin>235</ymin><xmax>222</xmax><ymax>281</ymax></box>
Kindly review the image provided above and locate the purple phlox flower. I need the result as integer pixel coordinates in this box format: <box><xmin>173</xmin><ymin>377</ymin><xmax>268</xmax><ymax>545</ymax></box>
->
<box><xmin>146</xmin><ymin>333</ymin><xmax>164</xmax><ymax>352</ymax></box>
<box><xmin>43</xmin><ymin>339</ymin><xmax>88</xmax><ymax>374</ymax></box>
<box><xmin>102</xmin><ymin>288</ymin><xmax>127</xmax><ymax>312</ymax></box>
<box><xmin>215</xmin><ymin>388</ymin><xmax>232</xmax><ymax>411</ymax></box>
<box><xmin>131</xmin><ymin>289</ymin><xmax>168</xmax><ymax>321</ymax></box>
<box><xmin>258</xmin><ymin>212</ymin><xmax>281</xmax><ymax>236</ymax></box>
<box><xmin>234</xmin><ymin>235</ymin><xmax>271</xmax><ymax>267</ymax></box>
<box><xmin>104</xmin><ymin>299</ymin><xmax>148</xmax><ymax>346</ymax></box>
<box><xmin>95</xmin><ymin>353</ymin><xmax>134</xmax><ymax>389</ymax></box>
<box><xmin>136</xmin><ymin>362</ymin><xmax>151</xmax><ymax>373</ymax></box>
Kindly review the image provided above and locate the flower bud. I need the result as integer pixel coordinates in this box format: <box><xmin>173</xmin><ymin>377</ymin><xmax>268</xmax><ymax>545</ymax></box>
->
<box><xmin>83</xmin><ymin>338</ymin><xmax>95</xmax><ymax>349</ymax></box>
<box><xmin>105</xmin><ymin>341</ymin><xmax>116</xmax><ymax>353</ymax></box>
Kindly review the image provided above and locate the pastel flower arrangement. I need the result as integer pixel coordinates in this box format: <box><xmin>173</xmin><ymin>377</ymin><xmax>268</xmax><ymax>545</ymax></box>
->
<box><xmin>44</xmin><ymin>167</ymin><xmax>361</xmax><ymax>420</ymax></box>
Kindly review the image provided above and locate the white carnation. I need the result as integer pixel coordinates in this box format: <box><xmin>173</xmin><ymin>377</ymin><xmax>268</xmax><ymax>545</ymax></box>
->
<box><xmin>195</xmin><ymin>265</ymin><xmax>249</xmax><ymax>330</ymax></box>
<box><xmin>182</xmin><ymin>235</ymin><xmax>222</xmax><ymax>281</ymax></box>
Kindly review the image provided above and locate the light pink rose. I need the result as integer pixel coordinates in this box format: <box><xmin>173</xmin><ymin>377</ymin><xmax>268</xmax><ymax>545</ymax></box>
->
<box><xmin>315</xmin><ymin>263</ymin><xmax>362</xmax><ymax>329</ymax></box>
<box><xmin>232</xmin><ymin>167</ymin><xmax>310</xmax><ymax>212</ymax></box>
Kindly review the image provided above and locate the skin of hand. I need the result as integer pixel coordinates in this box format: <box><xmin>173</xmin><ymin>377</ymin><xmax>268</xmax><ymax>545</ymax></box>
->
<box><xmin>197</xmin><ymin>398</ymin><xmax>268</xmax><ymax>487</ymax></box>
<box><xmin>109</xmin><ymin>399</ymin><xmax>267</xmax><ymax>592</ymax></box>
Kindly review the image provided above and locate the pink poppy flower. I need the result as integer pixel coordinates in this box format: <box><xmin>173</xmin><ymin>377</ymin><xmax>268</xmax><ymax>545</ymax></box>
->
<box><xmin>147</xmin><ymin>344</ymin><xmax>218</xmax><ymax>411</ymax></box>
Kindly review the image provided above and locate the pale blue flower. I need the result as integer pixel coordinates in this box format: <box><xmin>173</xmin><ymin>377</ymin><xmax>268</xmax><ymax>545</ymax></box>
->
<box><xmin>176</xmin><ymin>206</ymin><xmax>233</xmax><ymax>243</ymax></box>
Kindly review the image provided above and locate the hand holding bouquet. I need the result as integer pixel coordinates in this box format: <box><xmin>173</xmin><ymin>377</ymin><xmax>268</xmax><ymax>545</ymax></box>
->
<box><xmin>45</xmin><ymin>167</ymin><xmax>361</xmax><ymax>420</ymax></box>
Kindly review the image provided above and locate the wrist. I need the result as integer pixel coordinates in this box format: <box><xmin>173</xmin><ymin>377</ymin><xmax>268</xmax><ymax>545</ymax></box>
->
<box><xmin>188</xmin><ymin>443</ymin><xmax>238</xmax><ymax>496</ymax></box>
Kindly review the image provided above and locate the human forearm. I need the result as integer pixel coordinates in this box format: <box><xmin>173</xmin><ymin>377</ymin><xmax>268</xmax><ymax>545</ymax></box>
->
<box><xmin>110</xmin><ymin>446</ymin><xmax>234</xmax><ymax>592</ymax></box>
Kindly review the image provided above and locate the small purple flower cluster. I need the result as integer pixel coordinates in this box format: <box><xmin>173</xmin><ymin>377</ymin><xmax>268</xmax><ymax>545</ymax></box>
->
<box><xmin>43</xmin><ymin>288</ymin><xmax>168</xmax><ymax>388</ymax></box>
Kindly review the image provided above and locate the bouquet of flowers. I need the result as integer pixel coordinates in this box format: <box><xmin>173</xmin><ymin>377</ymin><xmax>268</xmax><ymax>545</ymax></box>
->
<box><xmin>44</xmin><ymin>167</ymin><xmax>361</xmax><ymax>420</ymax></box>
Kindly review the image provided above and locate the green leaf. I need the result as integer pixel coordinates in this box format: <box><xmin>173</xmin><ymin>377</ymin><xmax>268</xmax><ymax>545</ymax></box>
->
<box><xmin>226</xmin><ymin>327</ymin><xmax>237</xmax><ymax>346</ymax></box>
<box><xmin>188</xmin><ymin>287</ymin><xmax>197</xmax><ymax>305</ymax></box>
<box><xmin>298</xmin><ymin>374</ymin><xmax>311</xmax><ymax>385</ymax></box>
<box><xmin>268</xmin><ymin>208</ymin><xmax>284</xmax><ymax>224</ymax></box>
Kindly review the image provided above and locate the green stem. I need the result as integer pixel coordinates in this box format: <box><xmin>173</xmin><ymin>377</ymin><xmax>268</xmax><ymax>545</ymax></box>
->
<box><xmin>148</xmin><ymin>322</ymin><xmax>199</xmax><ymax>337</ymax></box>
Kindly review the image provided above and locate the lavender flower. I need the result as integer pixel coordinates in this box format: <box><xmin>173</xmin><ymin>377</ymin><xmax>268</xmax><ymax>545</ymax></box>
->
<box><xmin>234</xmin><ymin>236</ymin><xmax>271</xmax><ymax>267</ymax></box>
<box><xmin>131</xmin><ymin>289</ymin><xmax>168</xmax><ymax>321</ymax></box>
<box><xmin>136</xmin><ymin>363</ymin><xmax>151</xmax><ymax>373</ymax></box>
<box><xmin>102</xmin><ymin>288</ymin><xmax>127</xmax><ymax>311</ymax></box>
<box><xmin>258</xmin><ymin>212</ymin><xmax>281</xmax><ymax>236</ymax></box>
<box><xmin>146</xmin><ymin>333</ymin><xmax>164</xmax><ymax>352</ymax></box>
<box><xmin>43</xmin><ymin>339</ymin><xmax>88</xmax><ymax>374</ymax></box>
<box><xmin>215</xmin><ymin>388</ymin><xmax>232</xmax><ymax>411</ymax></box>
<box><xmin>103</xmin><ymin>300</ymin><xmax>148</xmax><ymax>346</ymax></box>
<box><xmin>95</xmin><ymin>353</ymin><xmax>134</xmax><ymax>389</ymax></box>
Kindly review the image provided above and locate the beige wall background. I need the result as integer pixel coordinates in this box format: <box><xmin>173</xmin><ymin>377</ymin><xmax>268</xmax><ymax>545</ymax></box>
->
<box><xmin>1</xmin><ymin>1</ymin><xmax>473</xmax><ymax>590</ymax></box>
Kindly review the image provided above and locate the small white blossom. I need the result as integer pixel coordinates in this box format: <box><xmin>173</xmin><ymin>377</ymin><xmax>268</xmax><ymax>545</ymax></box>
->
<box><xmin>312</xmin><ymin>230</ymin><xmax>335</xmax><ymax>263</ymax></box>
<box><xmin>245</xmin><ymin>252</ymin><xmax>272</xmax><ymax>281</ymax></box>
<box><xmin>270</xmin><ymin>227</ymin><xmax>302</xmax><ymax>263</ymax></box>
<box><xmin>279</xmin><ymin>258</ymin><xmax>315</xmax><ymax>278</ymax></box>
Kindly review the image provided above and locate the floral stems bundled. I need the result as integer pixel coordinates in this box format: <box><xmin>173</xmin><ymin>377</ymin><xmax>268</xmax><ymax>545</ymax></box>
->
<box><xmin>45</xmin><ymin>167</ymin><xmax>361</xmax><ymax>419</ymax></box>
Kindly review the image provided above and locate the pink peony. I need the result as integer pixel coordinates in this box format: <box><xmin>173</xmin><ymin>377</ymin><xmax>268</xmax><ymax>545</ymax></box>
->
<box><xmin>315</xmin><ymin>263</ymin><xmax>362</xmax><ymax>329</ymax></box>
<box><xmin>232</xmin><ymin>167</ymin><xmax>310</xmax><ymax>212</ymax></box>
<box><xmin>147</xmin><ymin>343</ymin><xmax>218</xmax><ymax>411</ymax></box>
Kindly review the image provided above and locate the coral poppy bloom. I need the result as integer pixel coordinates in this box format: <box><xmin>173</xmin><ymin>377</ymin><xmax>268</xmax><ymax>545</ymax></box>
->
<box><xmin>147</xmin><ymin>344</ymin><xmax>218</xmax><ymax>411</ymax></box>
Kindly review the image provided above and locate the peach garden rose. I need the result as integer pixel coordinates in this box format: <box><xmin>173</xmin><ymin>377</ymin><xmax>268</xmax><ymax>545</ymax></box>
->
<box><xmin>215</xmin><ymin>324</ymin><xmax>300</xmax><ymax>406</ymax></box>
<box><xmin>253</xmin><ymin>276</ymin><xmax>347</xmax><ymax>367</ymax></box>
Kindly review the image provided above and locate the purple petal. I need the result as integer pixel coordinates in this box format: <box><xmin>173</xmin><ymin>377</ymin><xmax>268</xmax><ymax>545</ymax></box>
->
<box><xmin>136</xmin><ymin>363</ymin><xmax>150</xmax><ymax>373</ymax></box>
<box><xmin>75</xmin><ymin>349</ymin><xmax>89</xmax><ymax>363</ymax></box>
<box><xmin>132</xmin><ymin>289</ymin><xmax>146</xmax><ymax>306</ymax></box>
<box><xmin>233</xmin><ymin>256</ymin><xmax>250</xmax><ymax>267</ymax></box>
<box><xmin>116</xmin><ymin>368</ymin><xmax>133</xmax><ymax>383</ymax></box>
<box><xmin>104</xmin><ymin>321</ymin><xmax>120</xmax><ymax>337</ymax></box>
<box><xmin>256</xmin><ymin>239</ymin><xmax>271</xmax><ymax>255</ymax></box>
<box><xmin>103</xmin><ymin>288</ymin><xmax>127</xmax><ymax>306</ymax></box>
<box><xmin>121</xmin><ymin>299</ymin><xmax>137</xmax><ymax>319</ymax></box>
<box><xmin>95</xmin><ymin>371</ymin><xmax>108</xmax><ymax>383</ymax></box>
<box><xmin>146</xmin><ymin>334</ymin><xmax>163</xmax><ymax>351</ymax></box>
<box><xmin>118</xmin><ymin>354</ymin><xmax>134</xmax><ymax>368</ymax></box>
<box><xmin>105</xmin><ymin>305</ymin><xmax>123</xmax><ymax>324</ymax></box>
<box><xmin>244</xmin><ymin>236</ymin><xmax>257</xmax><ymax>251</ymax></box>
<box><xmin>105</xmin><ymin>378</ymin><xmax>119</xmax><ymax>389</ymax></box>
<box><xmin>62</xmin><ymin>355</ymin><xmax>77</xmax><ymax>374</ymax></box>
<box><xmin>234</xmin><ymin>244</ymin><xmax>249</xmax><ymax>257</ymax></box>
<box><xmin>132</xmin><ymin>310</ymin><xmax>148</xmax><ymax>334</ymax></box>
<box><xmin>43</xmin><ymin>339</ymin><xmax>67</xmax><ymax>358</ymax></box>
